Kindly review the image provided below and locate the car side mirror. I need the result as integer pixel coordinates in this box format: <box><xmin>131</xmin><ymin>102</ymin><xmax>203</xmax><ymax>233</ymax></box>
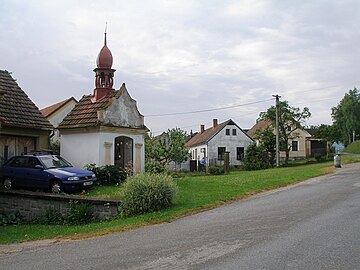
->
<box><xmin>35</xmin><ymin>165</ymin><xmax>44</xmax><ymax>170</ymax></box>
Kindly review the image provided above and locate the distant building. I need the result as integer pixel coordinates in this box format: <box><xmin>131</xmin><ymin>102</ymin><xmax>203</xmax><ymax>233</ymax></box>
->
<box><xmin>247</xmin><ymin>120</ymin><xmax>326</xmax><ymax>160</ymax></box>
<box><xmin>0</xmin><ymin>70</ymin><xmax>53</xmax><ymax>164</ymax></box>
<box><xmin>58</xmin><ymin>33</ymin><xmax>147</xmax><ymax>174</ymax></box>
<box><xmin>41</xmin><ymin>97</ymin><xmax>78</xmax><ymax>143</ymax></box>
<box><xmin>186</xmin><ymin>119</ymin><xmax>254</xmax><ymax>168</ymax></box>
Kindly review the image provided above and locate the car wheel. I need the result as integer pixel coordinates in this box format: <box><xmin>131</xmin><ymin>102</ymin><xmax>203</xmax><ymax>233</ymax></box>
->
<box><xmin>50</xmin><ymin>180</ymin><xmax>62</xmax><ymax>194</ymax></box>
<box><xmin>3</xmin><ymin>178</ymin><xmax>12</xmax><ymax>190</ymax></box>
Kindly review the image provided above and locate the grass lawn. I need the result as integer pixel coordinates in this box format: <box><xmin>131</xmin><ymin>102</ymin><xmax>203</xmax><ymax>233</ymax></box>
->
<box><xmin>345</xmin><ymin>140</ymin><xmax>360</xmax><ymax>154</ymax></box>
<box><xmin>1</xmin><ymin>156</ymin><xmax>359</xmax><ymax>244</ymax></box>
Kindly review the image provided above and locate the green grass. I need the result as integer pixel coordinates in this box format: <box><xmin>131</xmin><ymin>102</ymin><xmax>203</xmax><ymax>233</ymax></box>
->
<box><xmin>345</xmin><ymin>140</ymin><xmax>360</xmax><ymax>154</ymax></box>
<box><xmin>1</xmin><ymin>157</ymin><xmax>359</xmax><ymax>244</ymax></box>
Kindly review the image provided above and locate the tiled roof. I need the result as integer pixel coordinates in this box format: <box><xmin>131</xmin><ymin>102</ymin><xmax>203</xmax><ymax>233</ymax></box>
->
<box><xmin>0</xmin><ymin>70</ymin><xmax>53</xmax><ymax>130</ymax></box>
<box><xmin>59</xmin><ymin>85</ymin><xmax>147</xmax><ymax>130</ymax></box>
<box><xmin>186</xmin><ymin>119</ymin><xmax>231</xmax><ymax>147</ymax></box>
<box><xmin>58</xmin><ymin>92</ymin><xmax>113</xmax><ymax>129</ymax></box>
<box><xmin>41</xmin><ymin>97</ymin><xmax>77</xmax><ymax>118</ymax></box>
<box><xmin>246</xmin><ymin>120</ymin><xmax>272</xmax><ymax>139</ymax></box>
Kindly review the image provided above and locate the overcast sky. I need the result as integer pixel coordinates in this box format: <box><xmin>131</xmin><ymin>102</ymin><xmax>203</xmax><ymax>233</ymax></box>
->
<box><xmin>1</xmin><ymin>0</ymin><xmax>359</xmax><ymax>135</ymax></box>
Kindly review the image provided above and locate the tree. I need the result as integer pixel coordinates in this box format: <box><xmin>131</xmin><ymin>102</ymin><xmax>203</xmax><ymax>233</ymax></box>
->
<box><xmin>243</xmin><ymin>143</ymin><xmax>270</xmax><ymax>171</ymax></box>
<box><xmin>331</xmin><ymin>88</ymin><xmax>360</xmax><ymax>145</ymax></box>
<box><xmin>255</xmin><ymin>126</ymin><xmax>276</xmax><ymax>167</ymax></box>
<box><xmin>145</xmin><ymin>128</ymin><xmax>189</xmax><ymax>172</ymax></box>
<box><xmin>259</xmin><ymin>100</ymin><xmax>311</xmax><ymax>164</ymax></box>
<box><xmin>311</xmin><ymin>124</ymin><xmax>341</xmax><ymax>158</ymax></box>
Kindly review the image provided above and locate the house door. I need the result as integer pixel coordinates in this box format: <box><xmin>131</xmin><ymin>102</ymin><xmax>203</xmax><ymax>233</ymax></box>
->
<box><xmin>114</xmin><ymin>136</ymin><xmax>133</xmax><ymax>171</ymax></box>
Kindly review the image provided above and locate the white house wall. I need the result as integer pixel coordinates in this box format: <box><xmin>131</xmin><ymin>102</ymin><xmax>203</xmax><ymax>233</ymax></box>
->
<box><xmin>208</xmin><ymin>125</ymin><xmax>253</xmax><ymax>166</ymax></box>
<box><xmin>48</xmin><ymin>102</ymin><xmax>77</xmax><ymax>142</ymax></box>
<box><xmin>60</xmin><ymin>132</ymin><xmax>100</xmax><ymax>168</ymax></box>
<box><xmin>190</xmin><ymin>144</ymin><xmax>208</xmax><ymax>161</ymax></box>
<box><xmin>99</xmin><ymin>131</ymin><xmax>145</xmax><ymax>173</ymax></box>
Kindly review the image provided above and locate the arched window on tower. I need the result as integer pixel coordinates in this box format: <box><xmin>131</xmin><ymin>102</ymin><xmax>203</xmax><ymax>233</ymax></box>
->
<box><xmin>108</xmin><ymin>73</ymin><xmax>113</xmax><ymax>88</ymax></box>
<box><xmin>100</xmin><ymin>72</ymin><xmax>105</xmax><ymax>87</ymax></box>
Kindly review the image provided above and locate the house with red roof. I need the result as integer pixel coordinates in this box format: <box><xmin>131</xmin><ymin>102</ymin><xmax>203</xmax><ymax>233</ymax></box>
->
<box><xmin>186</xmin><ymin>119</ymin><xmax>253</xmax><ymax>167</ymax></box>
<box><xmin>41</xmin><ymin>97</ymin><xmax>77</xmax><ymax>143</ymax></box>
<box><xmin>58</xmin><ymin>33</ymin><xmax>147</xmax><ymax>174</ymax></box>
<box><xmin>0</xmin><ymin>70</ymin><xmax>53</xmax><ymax>164</ymax></box>
<box><xmin>246</xmin><ymin>119</ymin><xmax>316</xmax><ymax>160</ymax></box>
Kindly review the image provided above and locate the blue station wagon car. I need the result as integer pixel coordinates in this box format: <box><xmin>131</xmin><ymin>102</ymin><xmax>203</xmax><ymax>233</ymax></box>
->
<box><xmin>0</xmin><ymin>154</ymin><xmax>96</xmax><ymax>193</ymax></box>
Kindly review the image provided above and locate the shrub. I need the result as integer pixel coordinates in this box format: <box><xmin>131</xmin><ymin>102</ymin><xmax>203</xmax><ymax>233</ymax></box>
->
<box><xmin>243</xmin><ymin>144</ymin><xmax>270</xmax><ymax>171</ymax></box>
<box><xmin>84</xmin><ymin>163</ymin><xmax>127</xmax><ymax>185</ymax></box>
<box><xmin>120</xmin><ymin>173</ymin><xmax>178</xmax><ymax>216</ymax></box>
<box><xmin>0</xmin><ymin>211</ymin><xmax>22</xmax><ymax>226</ymax></box>
<box><xmin>35</xmin><ymin>208</ymin><xmax>64</xmax><ymax>225</ymax></box>
<box><xmin>208</xmin><ymin>166</ymin><xmax>225</xmax><ymax>175</ymax></box>
<box><xmin>64</xmin><ymin>201</ymin><xmax>94</xmax><ymax>225</ymax></box>
<box><xmin>145</xmin><ymin>160</ymin><xmax>166</xmax><ymax>174</ymax></box>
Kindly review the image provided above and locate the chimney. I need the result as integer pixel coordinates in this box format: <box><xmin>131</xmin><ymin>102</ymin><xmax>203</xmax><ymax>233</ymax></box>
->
<box><xmin>200</xmin><ymin>124</ymin><xmax>205</xmax><ymax>133</ymax></box>
<box><xmin>213</xmin><ymin>119</ymin><xmax>218</xmax><ymax>128</ymax></box>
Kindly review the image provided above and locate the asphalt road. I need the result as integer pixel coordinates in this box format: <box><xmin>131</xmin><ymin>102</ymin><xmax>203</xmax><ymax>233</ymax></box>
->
<box><xmin>1</xmin><ymin>163</ymin><xmax>360</xmax><ymax>270</ymax></box>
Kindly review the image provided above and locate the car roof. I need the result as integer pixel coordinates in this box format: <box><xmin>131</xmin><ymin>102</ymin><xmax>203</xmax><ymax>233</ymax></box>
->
<box><xmin>16</xmin><ymin>153</ymin><xmax>55</xmax><ymax>158</ymax></box>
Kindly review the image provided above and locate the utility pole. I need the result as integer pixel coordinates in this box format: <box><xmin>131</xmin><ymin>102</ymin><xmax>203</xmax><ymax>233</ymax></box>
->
<box><xmin>272</xmin><ymin>94</ymin><xmax>281</xmax><ymax>167</ymax></box>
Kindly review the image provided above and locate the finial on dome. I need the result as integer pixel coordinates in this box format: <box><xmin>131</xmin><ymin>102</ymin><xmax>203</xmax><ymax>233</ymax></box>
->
<box><xmin>104</xmin><ymin>22</ymin><xmax>107</xmax><ymax>46</ymax></box>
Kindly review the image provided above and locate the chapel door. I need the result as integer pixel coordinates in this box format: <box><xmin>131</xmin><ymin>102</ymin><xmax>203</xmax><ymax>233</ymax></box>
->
<box><xmin>114</xmin><ymin>136</ymin><xmax>133</xmax><ymax>171</ymax></box>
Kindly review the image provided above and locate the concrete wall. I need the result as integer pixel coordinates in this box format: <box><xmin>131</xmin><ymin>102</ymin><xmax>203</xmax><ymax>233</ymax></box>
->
<box><xmin>99</xmin><ymin>131</ymin><xmax>145</xmax><ymax>173</ymax></box>
<box><xmin>61</xmin><ymin>129</ymin><xmax>145</xmax><ymax>174</ymax></box>
<box><xmin>61</xmin><ymin>132</ymin><xmax>100</xmax><ymax>168</ymax></box>
<box><xmin>0</xmin><ymin>190</ymin><xmax>120</xmax><ymax>221</ymax></box>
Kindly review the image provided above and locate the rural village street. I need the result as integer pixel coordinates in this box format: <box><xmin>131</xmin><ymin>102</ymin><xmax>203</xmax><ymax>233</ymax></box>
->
<box><xmin>1</xmin><ymin>163</ymin><xmax>360</xmax><ymax>270</ymax></box>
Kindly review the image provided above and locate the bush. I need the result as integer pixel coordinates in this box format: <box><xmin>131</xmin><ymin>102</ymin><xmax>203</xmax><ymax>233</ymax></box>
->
<box><xmin>84</xmin><ymin>163</ymin><xmax>127</xmax><ymax>185</ymax></box>
<box><xmin>208</xmin><ymin>166</ymin><xmax>225</xmax><ymax>175</ymax></box>
<box><xmin>145</xmin><ymin>160</ymin><xmax>166</xmax><ymax>174</ymax></box>
<box><xmin>32</xmin><ymin>202</ymin><xmax>94</xmax><ymax>225</ymax></box>
<box><xmin>120</xmin><ymin>173</ymin><xmax>178</xmax><ymax>216</ymax></box>
<box><xmin>0</xmin><ymin>211</ymin><xmax>22</xmax><ymax>226</ymax></box>
<box><xmin>35</xmin><ymin>208</ymin><xmax>64</xmax><ymax>225</ymax></box>
<box><xmin>243</xmin><ymin>144</ymin><xmax>270</xmax><ymax>171</ymax></box>
<box><xmin>65</xmin><ymin>201</ymin><xmax>94</xmax><ymax>225</ymax></box>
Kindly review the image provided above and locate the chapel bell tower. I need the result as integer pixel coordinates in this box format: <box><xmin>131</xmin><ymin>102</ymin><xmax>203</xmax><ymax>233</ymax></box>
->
<box><xmin>93</xmin><ymin>30</ymin><xmax>116</xmax><ymax>101</ymax></box>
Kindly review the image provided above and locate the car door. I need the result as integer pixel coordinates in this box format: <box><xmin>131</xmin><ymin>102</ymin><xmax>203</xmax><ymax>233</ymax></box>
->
<box><xmin>25</xmin><ymin>157</ymin><xmax>50</xmax><ymax>189</ymax></box>
<box><xmin>4</xmin><ymin>157</ymin><xmax>29</xmax><ymax>188</ymax></box>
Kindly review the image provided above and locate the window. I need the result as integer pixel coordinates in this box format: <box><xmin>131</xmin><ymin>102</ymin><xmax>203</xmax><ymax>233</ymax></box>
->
<box><xmin>232</xmin><ymin>129</ymin><xmax>237</xmax><ymax>136</ymax></box>
<box><xmin>292</xmin><ymin>141</ymin><xmax>298</xmax><ymax>151</ymax></box>
<box><xmin>27</xmin><ymin>157</ymin><xmax>41</xmax><ymax>168</ymax></box>
<box><xmin>218</xmin><ymin>147</ymin><xmax>226</xmax><ymax>160</ymax></box>
<box><xmin>226</xmin><ymin>129</ymin><xmax>230</xmax><ymax>135</ymax></box>
<box><xmin>237</xmin><ymin>147</ymin><xmax>245</xmax><ymax>161</ymax></box>
<box><xmin>287</xmin><ymin>126</ymin><xmax>292</xmax><ymax>132</ymax></box>
<box><xmin>9</xmin><ymin>157</ymin><xmax>28</xmax><ymax>168</ymax></box>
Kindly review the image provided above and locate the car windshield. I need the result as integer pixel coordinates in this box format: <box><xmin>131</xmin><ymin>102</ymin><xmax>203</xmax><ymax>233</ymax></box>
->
<box><xmin>38</xmin><ymin>155</ymin><xmax>72</xmax><ymax>169</ymax></box>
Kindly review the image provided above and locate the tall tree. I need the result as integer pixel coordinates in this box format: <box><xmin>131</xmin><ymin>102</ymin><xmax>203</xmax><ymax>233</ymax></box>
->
<box><xmin>331</xmin><ymin>88</ymin><xmax>360</xmax><ymax>145</ymax></box>
<box><xmin>259</xmin><ymin>100</ymin><xmax>311</xmax><ymax>164</ymax></box>
<box><xmin>145</xmin><ymin>128</ymin><xmax>189</xmax><ymax>172</ymax></box>
<box><xmin>255</xmin><ymin>126</ymin><xmax>276</xmax><ymax>167</ymax></box>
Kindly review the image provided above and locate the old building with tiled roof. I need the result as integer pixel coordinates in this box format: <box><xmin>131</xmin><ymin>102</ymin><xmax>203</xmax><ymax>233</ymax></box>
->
<box><xmin>0</xmin><ymin>70</ymin><xmax>53</xmax><ymax>164</ymax></box>
<box><xmin>58</xmin><ymin>33</ymin><xmax>147</xmax><ymax>174</ymax></box>
<box><xmin>186</xmin><ymin>119</ymin><xmax>253</xmax><ymax>167</ymax></box>
<box><xmin>247</xmin><ymin>119</ymin><xmax>322</xmax><ymax>160</ymax></box>
<box><xmin>41</xmin><ymin>97</ymin><xmax>77</xmax><ymax>143</ymax></box>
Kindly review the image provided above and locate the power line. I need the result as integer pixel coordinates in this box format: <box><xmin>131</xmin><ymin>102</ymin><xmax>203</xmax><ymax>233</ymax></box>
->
<box><xmin>146</xmin><ymin>98</ymin><xmax>273</xmax><ymax>117</ymax></box>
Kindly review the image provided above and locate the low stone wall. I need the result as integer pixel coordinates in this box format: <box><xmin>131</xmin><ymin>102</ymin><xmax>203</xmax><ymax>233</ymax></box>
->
<box><xmin>0</xmin><ymin>190</ymin><xmax>121</xmax><ymax>221</ymax></box>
